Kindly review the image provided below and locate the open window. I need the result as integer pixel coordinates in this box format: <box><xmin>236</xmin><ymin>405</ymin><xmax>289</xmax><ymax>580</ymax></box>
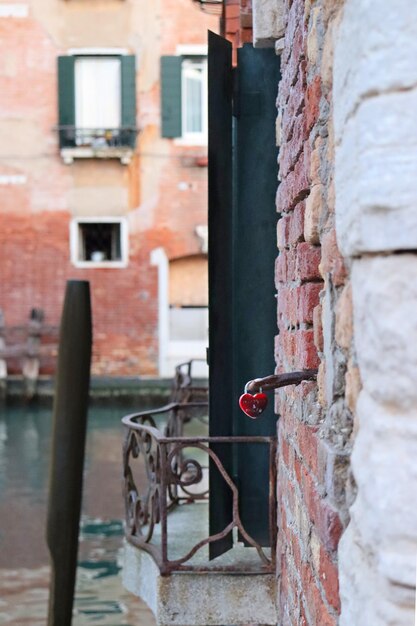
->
<box><xmin>70</xmin><ymin>218</ymin><xmax>128</xmax><ymax>268</ymax></box>
<box><xmin>57</xmin><ymin>51</ymin><xmax>137</xmax><ymax>162</ymax></box>
<box><xmin>160</xmin><ymin>51</ymin><xmax>208</xmax><ymax>144</ymax></box>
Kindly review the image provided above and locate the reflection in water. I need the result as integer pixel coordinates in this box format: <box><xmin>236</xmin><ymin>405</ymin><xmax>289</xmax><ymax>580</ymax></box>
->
<box><xmin>0</xmin><ymin>401</ymin><xmax>156</xmax><ymax>626</ymax></box>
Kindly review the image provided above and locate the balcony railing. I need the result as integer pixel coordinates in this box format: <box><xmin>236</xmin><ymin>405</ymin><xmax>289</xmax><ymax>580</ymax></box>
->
<box><xmin>56</xmin><ymin>126</ymin><xmax>139</xmax><ymax>150</ymax></box>
<box><xmin>122</xmin><ymin>402</ymin><xmax>277</xmax><ymax>575</ymax></box>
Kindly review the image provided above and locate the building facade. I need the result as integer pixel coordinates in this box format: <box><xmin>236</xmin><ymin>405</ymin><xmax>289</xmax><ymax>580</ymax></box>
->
<box><xmin>0</xmin><ymin>0</ymin><xmax>217</xmax><ymax>377</ymax></box>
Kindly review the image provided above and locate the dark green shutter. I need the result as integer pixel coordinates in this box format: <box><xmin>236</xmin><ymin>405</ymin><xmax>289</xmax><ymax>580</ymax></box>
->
<box><xmin>160</xmin><ymin>56</ymin><xmax>182</xmax><ymax>138</ymax></box>
<box><xmin>233</xmin><ymin>44</ymin><xmax>281</xmax><ymax>546</ymax></box>
<box><xmin>57</xmin><ymin>56</ymin><xmax>75</xmax><ymax>148</ymax></box>
<box><xmin>121</xmin><ymin>55</ymin><xmax>137</xmax><ymax>148</ymax></box>
<box><xmin>208</xmin><ymin>32</ymin><xmax>234</xmax><ymax>559</ymax></box>
<box><xmin>208</xmin><ymin>35</ymin><xmax>281</xmax><ymax>550</ymax></box>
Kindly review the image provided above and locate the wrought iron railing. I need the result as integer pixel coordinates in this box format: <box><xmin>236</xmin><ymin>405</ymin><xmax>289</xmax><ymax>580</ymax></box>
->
<box><xmin>170</xmin><ymin>358</ymin><xmax>208</xmax><ymax>403</ymax></box>
<box><xmin>122</xmin><ymin>402</ymin><xmax>277</xmax><ymax>575</ymax></box>
<box><xmin>56</xmin><ymin>126</ymin><xmax>139</xmax><ymax>149</ymax></box>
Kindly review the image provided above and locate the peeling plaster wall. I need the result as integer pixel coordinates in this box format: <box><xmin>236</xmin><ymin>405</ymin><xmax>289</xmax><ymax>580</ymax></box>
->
<box><xmin>334</xmin><ymin>0</ymin><xmax>417</xmax><ymax>623</ymax></box>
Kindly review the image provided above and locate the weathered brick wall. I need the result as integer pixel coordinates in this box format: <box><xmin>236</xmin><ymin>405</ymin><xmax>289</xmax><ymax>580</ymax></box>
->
<box><xmin>275</xmin><ymin>0</ymin><xmax>356</xmax><ymax>623</ymax></box>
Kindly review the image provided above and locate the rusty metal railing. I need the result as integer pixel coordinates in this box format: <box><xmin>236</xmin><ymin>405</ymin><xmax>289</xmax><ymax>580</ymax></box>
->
<box><xmin>122</xmin><ymin>402</ymin><xmax>277</xmax><ymax>575</ymax></box>
<box><xmin>170</xmin><ymin>358</ymin><xmax>208</xmax><ymax>404</ymax></box>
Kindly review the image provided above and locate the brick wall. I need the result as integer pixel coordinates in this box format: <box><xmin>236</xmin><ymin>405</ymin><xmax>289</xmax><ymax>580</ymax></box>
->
<box><xmin>275</xmin><ymin>0</ymin><xmax>355</xmax><ymax>623</ymax></box>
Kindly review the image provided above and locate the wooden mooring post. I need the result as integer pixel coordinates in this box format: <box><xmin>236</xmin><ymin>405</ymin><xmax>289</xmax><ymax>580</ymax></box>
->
<box><xmin>46</xmin><ymin>280</ymin><xmax>92</xmax><ymax>626</ymax></box>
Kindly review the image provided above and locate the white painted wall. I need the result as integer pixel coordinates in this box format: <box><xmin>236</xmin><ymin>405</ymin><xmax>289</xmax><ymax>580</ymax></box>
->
<box><xmin>334</xmin><ymin>0</ymin><xmax>417</xmax><ymax>623</ymax></box>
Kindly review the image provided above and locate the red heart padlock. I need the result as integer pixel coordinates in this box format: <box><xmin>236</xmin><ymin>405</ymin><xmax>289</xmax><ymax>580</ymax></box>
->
<box><xmin>239</xmin><ymin>392</ymin><xmax>268</xmax><ymax>418</ymax></box>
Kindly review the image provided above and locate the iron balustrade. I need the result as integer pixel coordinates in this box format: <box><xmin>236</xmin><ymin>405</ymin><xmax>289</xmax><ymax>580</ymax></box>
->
<box><xmin>56</xmin><ymin>126</ymin><xmax>139</xmax><ymax>149</ymax></box>
<box><xmin>122</xmin><ymin>402</ymin><xmax>277</xmax><ymax>575</ymax></box>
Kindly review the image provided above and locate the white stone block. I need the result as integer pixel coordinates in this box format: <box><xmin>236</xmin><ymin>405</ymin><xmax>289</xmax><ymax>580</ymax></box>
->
<box><xmin>351</xmin><ymin>256</ymin><xmax>417</xmax><ymax>409</ymax></box>
<box><xmin>253</xmin><ymin>0</ymin><xmax>285</xmax><ymax>48</ymax></box>
<box><xmin>123</xmin><ymin>541</ymin><xmax>278</xmax><ymax>626</ymax></box>
<box><xmin>339</xmin><ymin>518</ymin><xmax>416</xmax><ymax>626</ymax></box>
<box><xmin>349</xmin><ymin>394</ymin><xmax>417</xmax><ymax>551</ymax></box>
<box><xmin>335</xmin><ymin>89</ymin><xmax>417</xmax><ymax>256</ymax></box>
<box><xmin>339</xmin><ymin>393</ymin><xmax>417</xmax><ymax>625</ymax></box>
<box><xmin>333</xmin><ymin>0</ymin><xmax>417</xmax><ymax>135</ymax></box>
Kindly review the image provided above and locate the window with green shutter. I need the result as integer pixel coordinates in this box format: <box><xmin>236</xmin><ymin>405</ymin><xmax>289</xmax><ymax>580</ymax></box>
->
<box><xmin>57</xmin><ymin>54</ymin><xmax>137</xmax><ymax>151</ymax></box>
<box><xmin>160</xmin><ymin>54</ymin><xmax>208</xmax><ymax>143</ymax></box>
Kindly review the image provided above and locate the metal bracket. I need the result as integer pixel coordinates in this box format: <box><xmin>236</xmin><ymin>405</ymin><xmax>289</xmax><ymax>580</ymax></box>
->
<box><xmin>244</xmin><ymin>369</ymin><xmax>318</xmax><ymax>393</ymax></box>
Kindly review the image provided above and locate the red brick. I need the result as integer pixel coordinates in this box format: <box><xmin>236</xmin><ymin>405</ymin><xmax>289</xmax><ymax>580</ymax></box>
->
<box><xmin>276</xmin><ymin>151</ymin><xmax>310</xmax><ymax>213</ymax></box>
<box><xmin>298</xmin><ymin>282</ymin><xmax>322</xmax><ymax>324</ymax></box>
<box><xmin>302</xmin><ymin>464</ymin><xmax>344</xmax><ymax>552</ymax></box>
<box><xmin>301</xmin><ymin>560</ymin><xmax>338</xmax><ymax>626</ymax></box>
<box><xmin>296</xmin><ymin>242</ymin><xmax>322</xmax><ymax>281</ymax></box>
<box><xmin>296</xmin><ymin>328</ymin><xmax>320</xmax><ymax>369</ymax></box>
<box><xmin>293</xmin><ymin>422</ymin><xmax>321</xmax><ymax>479</ymax></box>
<box><xmin>277</xmin><ymin>214</ymin><xmax>291</xmax><ymax>250</ymax></box>
<box><xmin>281</xmin><ymin>66</ymin><xmax>306</xmax><ymax>135</ymax></box>
<box><xmin>306</xmin><ymin>75</ymin><xmax>322</xmax><ymax>132</ymax></box>
<box><xmin>318</xmin><ymin>545</ymin><xmax>341</xmax><ymax>613</ymax></box>
<box><xmin>280</xmin><ymin>116</ymin><xmax>308</xmax><ymax>177</ymax></box>
<box><xmin>288</xmin><ymin>202</ymin><xmax>306</xmax><ymax>245</ymax></box>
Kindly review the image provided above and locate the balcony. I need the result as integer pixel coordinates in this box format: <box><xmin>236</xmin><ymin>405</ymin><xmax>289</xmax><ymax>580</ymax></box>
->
<box><xmin>57</xmin><ymin>126</ymin><xmax>138</xmax><ymax>164</ymax></box>
<box><xmin>121</xmin><ymin>401</ymin><xmax>278</xmax><ymax>625</ymax></box>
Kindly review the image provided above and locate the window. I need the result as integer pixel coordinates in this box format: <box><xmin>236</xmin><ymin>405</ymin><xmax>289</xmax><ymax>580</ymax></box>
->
<box><xmin>74</xmin><ymin>57</ymin><xmax>121</xmax><ymax>147</ymax></box>
<box><xmin>181</xmin><ymin>58</ymin><xmax>207</xmax><ymax>142</ymax></box>
<box><xmin>57</xmin><ymin>52</ymin><xmax>136</xmax><ymax>153</ymax></box>
<box><xmin>70</xmin><ymin>218</ymin><xmax>128</xmax><ymax>268</ymax></box>
<box><xmin>160</xmin><ymin>53</ymin><xmax>208</xmax><ymax>144</ymax></box>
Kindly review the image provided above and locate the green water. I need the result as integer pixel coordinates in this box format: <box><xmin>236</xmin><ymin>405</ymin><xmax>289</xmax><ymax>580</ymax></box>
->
<box><xmin>0</xmin><ymin>400</ymin><xmax>156</xmax><ymax>626</ymax></box>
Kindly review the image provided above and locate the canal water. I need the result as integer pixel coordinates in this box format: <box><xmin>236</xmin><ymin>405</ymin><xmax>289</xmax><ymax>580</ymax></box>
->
<box><xmin>0</xmin><ymin>400</ymin><xmax>156</xmax><ymax>626</ymax></box>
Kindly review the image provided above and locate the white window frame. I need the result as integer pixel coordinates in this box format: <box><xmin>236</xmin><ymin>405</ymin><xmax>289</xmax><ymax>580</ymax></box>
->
<box><xmin>174</xmin><ymin>45</ymin><xmax>208</xmax><ymax>147</ymax></box>
<box><xmin>70</xmin><ymin>217</ymin><xmax>129</xmax><ymax>269</ymax></box>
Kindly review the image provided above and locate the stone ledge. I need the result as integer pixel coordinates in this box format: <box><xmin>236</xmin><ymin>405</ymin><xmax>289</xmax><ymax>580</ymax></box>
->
<box><xmin>123</xmin><ymin>540</ymin><xmax>277</xmax><ymax>626</ymax></box>
<box><xmin>60</xmin><ymin>147</ymin><xmax>133</xmax><ymax>165</ymax></box>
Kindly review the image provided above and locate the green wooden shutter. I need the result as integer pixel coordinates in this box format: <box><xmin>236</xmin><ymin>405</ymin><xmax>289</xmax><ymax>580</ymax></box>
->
<box><xmin>121</xmin><ymin>55</ymin><xmax>137</xmax><ymax>148</ymax></box>
<box><xmin>160</xmin><ymin>56</ymin><xmax>182</xmax><ymax>138</ymax></box>
<box><xmin>57</xmin><ymin>56</ymin><xmax>75</xmax><ymax>148</ymax></box>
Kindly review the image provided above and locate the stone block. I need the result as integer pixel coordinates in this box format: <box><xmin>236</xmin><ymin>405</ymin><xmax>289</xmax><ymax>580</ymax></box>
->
<box><xmin>253</xmin><ymin>0</ymin><xmax>286</xmax><ymax>48</ymax></box>
<box><xmin>335</xmin><ymin>89</ymin><xmax>417</xmax><ymax>257</ymax></box>
<box><xmin>313</xmin><ymin>303</ymin><xmax>323</xmax><ymax>353</ymax></box>
<box><xmin>123</xmin><ymin>542</ymin><xmax>278</xmax><ymax>625</ymax></box>
<box><xmin>339</xmin><ymin>391</ymin><xmax>417</xmax><ymax>625</ymax></box>
<box><xmin>320</xmin><ymin>228</ymin><xmax>347</xmax><ymax>285</ymax></box>
<box><xmin>304</xmin><ymin>184</ymin><xmax>322</xmax><ymax>244</ymax></box>
<box><xmin>352</xmin><ymin>255</ymin><xmax>417</xmax><ymax>409</ymax></box>
<box><xmin>335</xmin><ymin>282</ymin><xmax>352</xmax><ymax>350</ymax></box>
<box><xmin>345</xmin><ymin>358</ymin><xmax>361</xmax><ymax>414</ymax></box>
<box><xmin>333</xmin><ymin>0</ymin><xmax>417</xmax><ymax>136</ymax></box>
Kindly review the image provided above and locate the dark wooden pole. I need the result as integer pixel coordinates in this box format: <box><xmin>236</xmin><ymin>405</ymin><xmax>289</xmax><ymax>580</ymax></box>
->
<box><xmin>46</xmin><ymin>280</ymin><xmax>92</xmax><ymax>626</ymax></box>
